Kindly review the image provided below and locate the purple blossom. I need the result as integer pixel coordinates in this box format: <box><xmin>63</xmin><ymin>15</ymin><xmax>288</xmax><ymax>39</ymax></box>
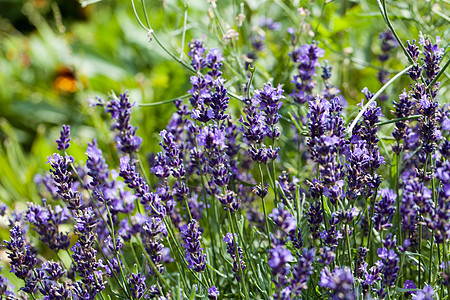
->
<box><xmin>268</xmin><ymin>245</ymin><xmax>294</xmax><ymax>288</ymax></box>
<box><xmin>208</xmin><ymin>286</ymin><xmax>220</xmax><ymax>300</ymax></box>
<box><xmin>260</xmin><ymin>17</ymin><xmax>281</xmax><ymax>31</ymax></box>
<box><xmin>290</xmin><ymin>42</ymin><xmax>325</xmax><ymax>104</ymax></box>
<box><xmin>143</xmin><ymin>217</ymin><xmax>167</xmax><ymax>274</ymax></box>
<box><xmin>372</xmin><ymin>188</ymin><xmax>397</xmax><ymax>231</ymax></box>
<box><xmin>0</xmin><ymin>266</ymin><xmax>15</xmax><ymax>298</ymax></box>
<box><xmin>56</xmin><ymin>125</ymin><xmax>71</xmax><ymax>151</ymax></box>
<box><xmin>128</xmin><ymin>273</ymin><xmax>146</xmax><ymax>299</ymax></box>
<box><xmin>291</xmin><ymin>248</ymin><xmax>314</xmax><ymax>293</ymax></box>
<box><xmin>4</xmin><ymin>223</ymin><xmax>37</xmax><ymax>280</ymax></box>
<box><xmin>270</xmin><ymin>205</ymin><xmax>296</xmax><ymax>244</ymax></box>
<box><xmin>197</xmin><ymin>123</ymin><xmax>227</xmax><ymax>150</ymax></box>
<box><xmin>420</xmin><ymin>37</ymin><xmax>444</xmax><ymax>83</ymax></box>
<box><xmin>71</xmin><ymin>207</ymin><xmax>106</xmax><ymax>299</ymax></box>
<box><xmin>42</xmin><ymin>261</ymin><xmax>66</xmax><ymax>281</ymax></box>
<box><xmin>392</xmin><ymin>90</ymin><xmax>414</xmax><ymax>154</ymax></box>
<box><xmin>181</xmin><ymin>220</ymin><xmax>206</xmax><ymax>273</ymax></box>
<box><xmin>97</xmin><ymin>91</ymin><xmax>143</xmax><ymax>153</ymax></box>
<box><xmin>413</xmin><ymin>285</ymin><xmax>434</xmax><ymax>300</ymax></box>
<box><xmin>401</xmin><ymin>179</ymin><xmax>433</xmax><ymax>232</ymax></box>
<box><xmin>254</xmin><ymin>83</ymin><xmax>285</xmax><ymax>139</ymax></box>
<box><xmin>47</xmin><ymin>153</ymin><xmax>82</xmax><ymax>210</ymax></box>
<box><xmin>223</xmin><ymin>233</ymin><xmax>246</xmax><ymax>282</ymax></box>
<box><xmin>406</xmin><ymin>40</ymin><xmax>422</xmax><ymax>81</ymax></box>
<box><xmin>86</xmin><ymin>139</ymin><xmax>110</xmax><ymax>187</ymax></box>
<box><xmin>319</xmin><ymin>267</ymin><xmax>355</xmax><ymax>300</ymax></box>
<box><xmin>403</xmin><ymin>280</ymin><xmax>417</xmax><ymax>298</ymax></box>
<box><xmin>218</xmin><ymin>190</ymin><xmax>240</xmax><ymax>212</ymax></box>
<box><xmin>307</xmin><ymin>201</ymin><xmax>323</xmax><ymax>240</ymax></box>
<box><xmin>240</xmin><ymin>103</ymin><xmax>267</xmax><ymax>144</ymax></box>
<box><xmin>120</xmin><ymin>156</ymin><xmax>164</xmax><ymax>216</ymax></box>
<box><xmin>377</xmin><ymin>30</ymin><xmax>398</xmax><ymax>88</ymax></box>
<box><xmin>25</xmin><ymin>201</ymin><xmax>71</xmax><ymax>251</ymax></box>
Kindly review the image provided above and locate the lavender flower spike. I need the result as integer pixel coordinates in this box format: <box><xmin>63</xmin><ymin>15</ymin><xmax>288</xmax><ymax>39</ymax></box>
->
<box><xmin>208</xmin><ymin>286</ymin><xmax>220</xmax><ymax>300</ymax></box>
<box><xmin>319</xmin><ymin>267</ymin><xmax>355</xmax><ymax>300</ymax></box>
<box><xmin>129</xmin><ymin>273</ymin><xmax>146</xmax><ymax>299</ymax></box>
<box><xmin>181</xmin><ymin>219</ymin><xmax>206</xmax><ymax>273</ymax></box>
<box><xmin>96</xmin><ymin>91</ymin><xmax>143</xmax><ymax>153</ymax></box>
<box><xmin>4</xmin><ymin>223</ymin><xmax>37</xmax><ymax>280</ymax></box>
<box><xmin>223</xmin><ymin>233</ymin><xmax>246</xmax><ymax>282</ymax></box>
<box><xmin>56</xmin><ymin>124</ymin><xmax>71</xmax><ymax>151</ymax></box>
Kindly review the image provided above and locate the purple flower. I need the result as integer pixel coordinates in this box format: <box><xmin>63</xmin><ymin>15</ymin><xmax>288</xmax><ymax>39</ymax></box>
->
<box><xmin>71</xmin><ymin>208</ymin><xmax>106</xmax><ymax>299</ymax></box>
<box><xmin>189</xmin><ymin>39</ymin><xmax>206</xmax><ymax>71</ymax></box>
<box><xmin>319</xmin><ymin>267</ymin><xmax>355</xmax><ymax>300</ymax></box>
<box><xmin>277</xmin><ymin>171</ymin><xmax>300</xmax><ymax>202</ymax></box>
<box><xmin>254</xmin><ymin>83</ymin><xmax>285</xmax><ymax>139</ymax></box>
<box><xmin>375</xmin><ymin>235</ymin><xmax>399</xmax><ymax>296</ymax></box>
<box><xmin>120</xmin><ymin>156</ymin><xmax>165</xmax><ymax>216</ymax></box>
<box><xmin>181</xmin><ymin>220</ymin><xmax>206</xmax><ymax>273</ymax></box>
<box><xmin>413</xmin><ymin>285</ymin><xmax>434</xmax><ymax>300</ymax></box>
<box><xmin>307</xmin><ymin>201</ymin><xmax>323</xmax><ymax>240</ymax></box>
<box><xmin>260</xmin><ymin>17</ymin><xmax>281</xmax><ymax>31</ymax></box>
<box><xmin>4</xmin><ymin>223</ymin><xmax>37</xmax><ymax>280</ymax></box>
<box><xmin>218</xmin><ymin>190</ymin><xmax>240</xmax><ymax>213</ymax></box>
<box><xmin>291</xmin><ymin>248</ymin><xmax>315</xmax><ymax>293</ymax></box>
<box><xmin>270</xmin><ymin>205</ymin><xmax>296</xmax><ymax>244</ymax></box>
<box><xmin>392</xmin><ymin>90</ymin><xmax>414</xmax><ymax>154</ymax></box>
<box><xmin>97</xmin><ymin>91</ymin><xmax>142</xmax><ymax>153</ymax></box>
<box><xmin>86</xmin><ymin>139</ymin><xmax>110</xmax><ymax>187</ymax></box>
<box><xmin>401</xmin><ymin>178</ymin><xmax>433</xmax><ymax>232</ymax></box>
<box><xmin>25</xmin><ymin>201</ymin><xmax>70</xmax><ymax>251</ymax></box>
<box><xmin>240</xmin><ymin>103</ymin><xmax>267</xmax><ymax>144</ymax></box>
<box><xmin>372</xmin><ymin>188</ymin><xmax>397</xmax><ymax>231</ymax></box>
<box><xmin>42</xmin><ymin>261</ymin><xmax>66</xmax><ymax>281</ymax></box>
<box><xmin>378</xmin><ymin>30</ymin><xmax>398</xmax><ymax>62</ymax></box>
<box><xmin>406</xmin><ymin>40</ymin><xmax>422</xmax><ymax>81</ymax></box>
<box><xmin>403</xmin><ymin>280</ymin><xmax>417</xmax><ymax>298</ymax></box>
<box><xmin>416</xmin><ymin>90</ymin><xmax>439</xmax><ymax>155</ymax></box>
<box><xmin>223</xmin><ymin>233</ymin><xmax>246</xmax><ymax>282</ymax></box>
<box><xmin>47</xmin><ymin>153</ymin><xmax>82</xmax><ymax>210</ymax></box>
<box><xmin>290</xmin><ymin>42</ymin><xmax>325</xmax><ymax>104</ymax></box>
<box><xmin>197</xmin><ymin>124</ymin><xmax>227</xmax><ymax>150</ymax></box>
<box><xmin>268</xmin><ymin>245</ymin><xmax>294</xmax><ymax>288</ymax></box>
<box><xmin>129</xmin><ymin>273</ymin><xmax>146</xmax><ymax>299</ymax></box>
<box><xmin>420</xmin><ymin>37</ymin><xmax>444</xmax><ymax>83</ymax></box>
<box><xmin>0</xmin><ymin>266</ymin><xmax>15</xmax><ymax>298</ymax></box>
<box><xmin>143</xmin><ymin>217</ymin><xmax>167</xmax><ymax>274</ymax></box>
<box><xmin>56</xmin><ymin>125</ymin><xmax>71</xmax><ymax>151</ymax></box>
<box><xmin>208</xmin><ymin>286</ymin><xmax>220</xmax><ymax>300</ymax></box>
<box><xmin>377</xmin><ymin>30</ymin><xmax>398</xmax><ymax>88</ymax></box>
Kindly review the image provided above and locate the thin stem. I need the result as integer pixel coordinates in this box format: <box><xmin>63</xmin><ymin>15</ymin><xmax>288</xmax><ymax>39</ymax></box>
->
<box><xmin>138</xmin><ymin>94</ymin><xmax>190</xmax><ymax>107</ymax></box>
<box><xmin>366</xmin><ymin>187</ymin><xmax>379</xmax><ymax>265</ymax></box>
<box><xmin>347</xmin><ymin>65</ymin><xmax>413</xmax><ymax>136</ymax></box>
<box><xmin>258</xmin><ymin>163</ymin><xmax>272</xmax><ymax>249</ymax></box>
<box><xmin>376</xmin><ymin>115</ymin><xmax>421</xmax><ymax>127</ymax></box>
<box><xmin>228</xmin><ymin>210</ymin><xmax>250</xmax><ymax>300</ymax></box>
<box><xmin>232</xmin><ymin>213</ymin><xmax>266</xmax><ymax>298</ymax></box>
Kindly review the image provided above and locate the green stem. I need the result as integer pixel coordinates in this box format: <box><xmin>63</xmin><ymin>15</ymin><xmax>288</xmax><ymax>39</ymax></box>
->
<box><xmin>366</xmin><ymin>187</ymin><xmax>378</xmax><ymax>265</ymax></box>
<box><xmin>347</xmin><ymin>65</ymin><xmax>413</xmax><ymax>136</ymax></box>
<box><xmin>376</xmin><ymin>115</ymin><xmax>421</xmax><ymax>127</ymax></box>
<box><xmin>258</xmin><ymin>163</ymin><xmax>272</xmax><ymax>249</ymax></box>
<box><xmin>232</xmin><ymin>213</ymin><xmax>267</xmax><ymax>298</ymax></box>
<box><xmin>228</xmin><ymin>210</ymin><xmax>250</xmax><ymax>300</ymax></box>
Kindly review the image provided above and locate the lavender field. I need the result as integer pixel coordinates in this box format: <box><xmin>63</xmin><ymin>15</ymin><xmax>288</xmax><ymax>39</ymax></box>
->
<box><xmin>0</xmin><ymin>0</ymin><xmax>449</xmax><ymax>299</ymax></box>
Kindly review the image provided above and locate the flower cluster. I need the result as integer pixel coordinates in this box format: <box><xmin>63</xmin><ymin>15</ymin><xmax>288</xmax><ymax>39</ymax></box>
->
<box><xmin>2</xmin><ymin>28</ymin><xmax>449</xmax><ymax>300</ymax></box>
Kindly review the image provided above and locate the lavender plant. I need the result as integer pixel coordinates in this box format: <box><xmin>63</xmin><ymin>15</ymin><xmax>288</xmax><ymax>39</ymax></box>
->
<box><xmin>1</xmin><ymin>1</ymin><xmax>449</xmax><ymax>300</ymax></box>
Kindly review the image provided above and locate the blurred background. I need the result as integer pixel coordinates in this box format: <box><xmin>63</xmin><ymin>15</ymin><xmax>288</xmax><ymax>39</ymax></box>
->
<box><xmin>0</xmin><ymin>0</ymin><xmax>448</xmax><ymax>288</ymax></box>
